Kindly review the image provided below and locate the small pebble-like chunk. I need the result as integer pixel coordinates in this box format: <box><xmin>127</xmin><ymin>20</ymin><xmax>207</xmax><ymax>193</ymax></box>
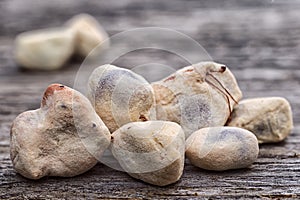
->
<box><xmin>152</xmin><ymin>62</ymin><xmax>242</xmax><ymax>138</ymax></box>
<box><xmin>111</xmin><ymin>121</ymin><xmax>185</xmax><ymax>186</ymax></box>
<box><xmin>226</xmin><ymin>97</ymin><xmax>293</xmax><ymax>143</ymax></box>
<box><xmin>88</xmin><ymin>64</ymin><xmax>156</xmax><ymax>132</ymax></box>
<box><xmin>10</xmin><ymin>84</ymin><xmax>111</xmax><ymax>179</ymax></box>
<box><xmin>185</xmin><ymin>127</ymin><xmax>259</xmax><ymax>171</ymax></box>
<box><xmin>66</xmin><ymin>13</ymin><xmax>109</xmax><ymax>57</ymax></box>
<box><xmin>15</xmin><ymin>28</ymin><xmax>75</xmax><ymax>70</ymax></box>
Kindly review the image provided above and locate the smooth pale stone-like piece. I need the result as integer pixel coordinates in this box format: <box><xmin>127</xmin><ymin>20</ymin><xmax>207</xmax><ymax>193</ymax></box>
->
<box><xmin>186</xmin><ymin>127</ymin><xmax>259</xmax><ymax>171</ymax></box>
<box><xmin>152</xmin><ymin>62</ymin><xmax>242</xmax><ymax>138</ymax></box>
<box><xmin>15</xmin><ymin>28</ymin><xmax>75</xmax><ymax>70</ymax></box>
<box><xmin>111</xmin><ymin>121</ymin><xmax>185</xmax><ymax>186</ymax></box>
<box><xmin>10</xmin><ymin>84</ymin><xmax>111</xmax><ymax>179</ymax></box>
<box><xmin>66</xmin><ymin>13</ymin><xmax>110</xmax><ymax>57</ymax></box>
<box><xmin>226</xmin><ymin>97</ymin><xmax>293</xmax><ymax>143</ymax></box>
<box><xmin>88</xmin><ymin>64</ymin><xmax>156</xmax><ymax>133</ymax></box>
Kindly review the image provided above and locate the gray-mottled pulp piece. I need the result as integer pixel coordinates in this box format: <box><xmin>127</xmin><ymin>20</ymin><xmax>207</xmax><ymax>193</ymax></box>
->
<box><xmin>15</xmin><ymin>28</ymin><xmax>75</xmax><ymax>70</ymax></box>
<box><xmin>226</xmin><ymin>97</ymin><xmax>293</xmax><ymax>143</ymax></box>
<box><xmin>152</xmin><ymin>62</ymin><xmax>242</xmax><ymax>138</ymax></box>
<box><xmin>185</xmin><ymin>127</ymin><xmax>259</xmax><ymax>171</ymax></box>
<box><xmin>87</xmin><ymin>64</ymin><xmax>156</xmax><ymax>133</ymax></box>
<box><xmin>111</xmin><ymin>121</ymin><xmax>185</xmax><ymax>186</ymax></box>
<box><xmin>10</xmin><ymin>84</ymin><xmax>111</xmax><ymax>179</ymax></box>
<box><xmin>66</xmin><ymin>13</ymin><xmax>110</xmax><ymax>57</ymax></box>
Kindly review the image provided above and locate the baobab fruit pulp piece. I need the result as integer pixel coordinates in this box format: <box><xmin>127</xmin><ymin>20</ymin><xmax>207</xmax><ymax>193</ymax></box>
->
<box><xmin>10</xmin><ymin>84</ymin><xmax>111</xmax><ymax>179</ymax></box>
<box><xmin>152</xmin><ymin>62</ymin><xmax>242</xmax><ymax>138</ymax></box>
<box><xmin>185</xmin><ymin>127</ymin><xmax>259</xmax><ymax>171</ymax></box>
<box><xmin>226</xmin><ymin>97</ymin><xmax>293</xmax><ymax>143</ymax></box>
<box><xmin>111</xmin><ymin>121</ymin><xmax>185</xmax><ymax>186</ymax></box>
<box><xmin>65</xmin><ymin>13</ymin><xmax>110</xmax><ymax>57</ymax></box>
<box><xmin>15</xmin><ymin>27</ymin><xmax>75</xmax><ymax>70</ymax></box>
<box><xmin>87</xmin><ymin>64</ymin><xmax>156</xmax><ymax>133</ymax></box>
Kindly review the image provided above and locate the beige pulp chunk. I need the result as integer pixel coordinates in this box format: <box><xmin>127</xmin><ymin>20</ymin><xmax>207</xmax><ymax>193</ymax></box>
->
<box><xmin>15</xmin><ymin>27</ymin><xmax>75</xmax><ymax>70</ymax></box>
<box><xmin>185</xmin><ymin>127</ymin><xmax>259</xmax><ymax>171</ymax></box>
<box><xmin>87</xmin><ymin>64</ymin><xmax>156</xmax><ymax>133</ymax></box>
<box><xmin>111</xmin><ymin>121</ymin><xmax>185</xmax><ymax>186</ymax></box>
<box><xmin>226</xmin><ymin>97</ymin><xmax>293</xmax><ymax>143</ymax></box>
<box><xmin>10</xmin><ymin>84</ymin><xmax>111</xmax><ymax>179</ymax></box>
<box><xmin>152</xmin><ymin>62</ymin><xmax>242</xmax><ymax>138</ymax></box>
<box><xmin>66</xmin><ymin>13</ymin><xmax>110</xmax><ymax>57</ymax></box>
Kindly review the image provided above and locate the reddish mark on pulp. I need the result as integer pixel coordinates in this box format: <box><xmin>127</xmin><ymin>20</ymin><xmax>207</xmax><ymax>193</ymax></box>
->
<box><xmin>42</xmin><ymin>84</ymin><xmax>65</xmax><ymax>106</ymax></box>
<box><xmin>164</xmin><ymin>75</ymin><xmax>176</xmax><ymax>82</ymax></box>
<box><xmin>185</xmin><ymin>69</ymin><xmax>194</xmax><ymax>72</ymax></box>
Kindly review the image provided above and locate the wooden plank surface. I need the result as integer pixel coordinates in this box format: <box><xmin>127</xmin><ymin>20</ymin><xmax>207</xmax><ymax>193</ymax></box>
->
<box><xmin>1</xmin><ymin>0</ymin><xmax>300</xmax><ymax>199</ymax></box>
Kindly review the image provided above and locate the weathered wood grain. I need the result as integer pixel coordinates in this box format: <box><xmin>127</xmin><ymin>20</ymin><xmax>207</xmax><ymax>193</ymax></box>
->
<box><xmin>0</xmin><ymin>0</ymin><xmax>300</xmax><ymax>199</ymax></box>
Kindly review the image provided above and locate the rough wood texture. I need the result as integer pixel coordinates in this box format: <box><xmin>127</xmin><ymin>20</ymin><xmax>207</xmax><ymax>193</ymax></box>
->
<box><xmin>1</xmin><ymin>0</ymin><xmax>300</xmax><ymax>199</ymax></box>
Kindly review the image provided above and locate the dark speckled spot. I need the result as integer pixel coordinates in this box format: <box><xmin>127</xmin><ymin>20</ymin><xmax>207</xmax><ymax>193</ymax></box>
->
<box><xmin>253</xmin><ymin>121</ymin><xmax>269</xmax><ymax>135</ymax></box>
<box><xmin>181</xmin><ymin>97</ymin><xmax>211</xmax><ymax>129</ymax></box>
<box><xmin>221</xmin><ymin>129</ymin><xmax>249</xmax><ymax>146</ymax></box>
<box><xmin>219</xmin><ymin>129</ymin><xmax>241</xmax><ymax>140</ymax></box>
<box><xmin>60</xmin><ymin>104</ymin><xmax>67</xmax><ymax>109</ymax></box>
<box><xmin>139</xmin><ymin>115</ymin><xmax>148</xmax><ymax>121</ymax></box>
<box><xmin>220</xmin><ymin>129</ymin><xmax>249</xmax><ymax>157</ymax></box>
<box><xmin>92</xmin><ymin>123</ymin><xmax>96</xmax><ymax>128</ymax></box>
<box><xmin>96</xmin><ymin>69</ymin><xmax>139</xmax><ymax>98</ymax></box>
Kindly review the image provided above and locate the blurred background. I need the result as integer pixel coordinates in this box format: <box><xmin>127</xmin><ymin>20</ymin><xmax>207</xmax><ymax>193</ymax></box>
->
<box><xmin>1</xmin><ymin>0</ymin><xmax>299</xmax><ymax>118</ymax></box>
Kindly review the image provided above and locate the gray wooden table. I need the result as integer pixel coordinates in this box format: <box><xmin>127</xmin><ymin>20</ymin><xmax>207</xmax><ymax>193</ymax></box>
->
<box><xmin>0</xmin><ymin>0</ymin><xmax>300</xmax><ymax>199</ymax></box>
